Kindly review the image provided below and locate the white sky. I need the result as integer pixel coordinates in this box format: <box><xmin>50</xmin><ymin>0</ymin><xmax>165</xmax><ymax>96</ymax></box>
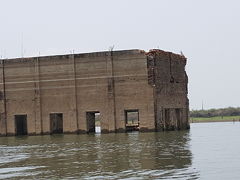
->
<box><xmin>0</xmin><ymin>0</ymin><xmax>239</xmax><ymax>110</ymax></box>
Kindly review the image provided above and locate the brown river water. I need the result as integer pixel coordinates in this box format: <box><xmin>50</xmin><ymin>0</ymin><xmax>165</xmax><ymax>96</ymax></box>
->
<box><xmin>0</xmin><ymin>122</ymin><xmax>240</xmax><ymax>179</ymax></box>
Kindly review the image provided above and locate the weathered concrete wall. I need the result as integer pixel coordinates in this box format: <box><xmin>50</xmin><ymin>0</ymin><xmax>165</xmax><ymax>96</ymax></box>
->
<box><xmin>0</xmin><ymin>50</ymin><xmax>158</xmax><ymax>136</ymax></box>
<box><xmin>147</xmin><ymin>50</ymin><xmax>189</xmax><ymax>131</ymax></box>
<box><xmin>0</xmin><ymin>49</ymin><xmax>189</xmax><ymax>136</ymax></box>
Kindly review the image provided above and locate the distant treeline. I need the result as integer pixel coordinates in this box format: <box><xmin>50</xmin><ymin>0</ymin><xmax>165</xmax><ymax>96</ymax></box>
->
<box><xmin>190</xmin><ymin>107</ymin><xmax>240</xmax><ymax>118</ymax></box>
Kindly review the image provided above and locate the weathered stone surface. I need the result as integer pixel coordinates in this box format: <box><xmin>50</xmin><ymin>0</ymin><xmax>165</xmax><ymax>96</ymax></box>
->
<box><xmin>0</xmin><ymin>49</ymin><xmax>189</xmax><ymax>136</ymax></box>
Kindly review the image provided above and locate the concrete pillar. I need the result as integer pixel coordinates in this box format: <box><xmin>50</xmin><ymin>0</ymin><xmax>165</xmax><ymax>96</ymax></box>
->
<box><xmin>67</xmin><ymin>55</ymin><xmax>79</xmax><ymax>133</ymax></box>
<box><xmin>33</xmin><ymin>58</ymin><xmax>42</xmax><ymax>134</ymax></box>
<box><xmin>105</xmin><ymin>52</ymin><xmax>116</xmax><ymax>132</ymax></box>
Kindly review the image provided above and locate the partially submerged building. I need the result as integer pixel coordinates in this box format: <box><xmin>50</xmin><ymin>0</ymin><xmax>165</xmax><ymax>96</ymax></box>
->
<box><xmin>0</xmin><ymin>49</ymin><xmax>189</xmax><ymax>136</ymax></box>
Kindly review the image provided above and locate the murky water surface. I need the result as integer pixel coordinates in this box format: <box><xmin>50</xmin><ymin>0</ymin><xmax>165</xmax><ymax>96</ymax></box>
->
<box><xmin>1</xmin><ymin>122</ymin><xmax>240</xmax><ymax>179</ymax></box>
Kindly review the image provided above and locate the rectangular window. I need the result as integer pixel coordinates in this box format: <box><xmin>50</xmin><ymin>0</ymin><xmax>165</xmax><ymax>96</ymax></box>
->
<box><xmin>125</xmin><ymin>110</ymin><xmax>139</xmax><ymax>131</ymax></box>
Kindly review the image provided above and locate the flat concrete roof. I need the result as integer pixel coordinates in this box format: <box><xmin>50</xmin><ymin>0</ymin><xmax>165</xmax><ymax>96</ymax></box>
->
<box><xmin>0</xmin><ymin>49</ymin><xmax>186</xmax><ymax>63</ymax></box>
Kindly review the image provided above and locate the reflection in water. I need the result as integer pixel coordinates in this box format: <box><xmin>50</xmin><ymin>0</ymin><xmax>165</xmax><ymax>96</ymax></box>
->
<box><xmin>0</xmin><ymin>130</ymin><xmax>198</xmax><ymax>179</ymax></box>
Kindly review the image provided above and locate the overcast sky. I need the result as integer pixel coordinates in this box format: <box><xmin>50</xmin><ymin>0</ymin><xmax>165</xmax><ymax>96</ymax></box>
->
<box><xmin>0</xmin><ymin>0</ymin><xmax>239</xmax><ymax>110</ymax></box>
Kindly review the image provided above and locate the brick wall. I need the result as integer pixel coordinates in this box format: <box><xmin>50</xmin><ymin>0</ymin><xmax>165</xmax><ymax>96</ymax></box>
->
<box><xmin>147</xmin><ymin>50</ymin><xmax>189</xmax><ymax>131</ymax></box>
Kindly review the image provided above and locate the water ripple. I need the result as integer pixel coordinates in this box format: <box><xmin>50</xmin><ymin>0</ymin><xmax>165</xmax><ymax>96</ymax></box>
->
<box><xmin>0</xmin><ymin>127</ymin><xmax>203</xmax><ymax>179</ymax></box>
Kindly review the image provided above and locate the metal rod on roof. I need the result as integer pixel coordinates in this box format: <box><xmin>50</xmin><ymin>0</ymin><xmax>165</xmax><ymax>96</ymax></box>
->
<box><xmin>21</xmin><ymin>33</ymin><xmax>24</xmax><ymax>57</ymax></box>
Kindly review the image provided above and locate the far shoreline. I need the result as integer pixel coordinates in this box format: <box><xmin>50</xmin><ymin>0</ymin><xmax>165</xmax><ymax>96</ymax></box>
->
<box><xmin>190</xmin><ymin>120</ymin><xmax>240</xmax><ymax>123</ymax></box>
<box><xmin>190</xmin><ymin>117</ymin><xmax>240</xmax><ymax>123</ymax></box>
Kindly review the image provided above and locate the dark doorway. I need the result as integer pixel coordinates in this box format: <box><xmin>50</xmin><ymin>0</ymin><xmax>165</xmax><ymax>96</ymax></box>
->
<box><xmin>175</xmin><ymin>108</ymin><xmax>182</xmax><ymax>130</ymax></box>
<box><xmin>86</xmin><ymin>111</ymin><xmax>100</xmax><ymax>133</ymax></box>
<box><xmin>125</xmin><ymin>110</ymin><xmax>139</xmax><ymax>131</ymax></box>
<box><xmin>164</xmin><ymin>108</ymin><xmax>170</xmax><ymax>130</ymax></box>
<box><xmin>50</xmin><ymin>113</ymin><xmax>63</xmax><ymax>134</ymax></box>
<box><xmin>15</xmin><ymin>115</ymin><xmax>28</xmax><ymax>136</ymax></box>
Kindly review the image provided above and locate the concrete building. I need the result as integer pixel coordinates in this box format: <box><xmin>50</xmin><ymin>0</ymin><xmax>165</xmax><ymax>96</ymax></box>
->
<box><xmin>0</xmin><ymin>49</ymin><xmax>189</xmax><ymax>136</ymax></box>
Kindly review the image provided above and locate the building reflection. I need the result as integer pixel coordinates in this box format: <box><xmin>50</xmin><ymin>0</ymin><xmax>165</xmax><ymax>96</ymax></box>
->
<box><xmin>0</xmin><ymin>132</ymin><xmax>198</xmax><ymax>179</ymax></box>
<box><xmin>140</xmin><ymin>131</ymin><xmax>192</xmax><ymax>170</ymax></box>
